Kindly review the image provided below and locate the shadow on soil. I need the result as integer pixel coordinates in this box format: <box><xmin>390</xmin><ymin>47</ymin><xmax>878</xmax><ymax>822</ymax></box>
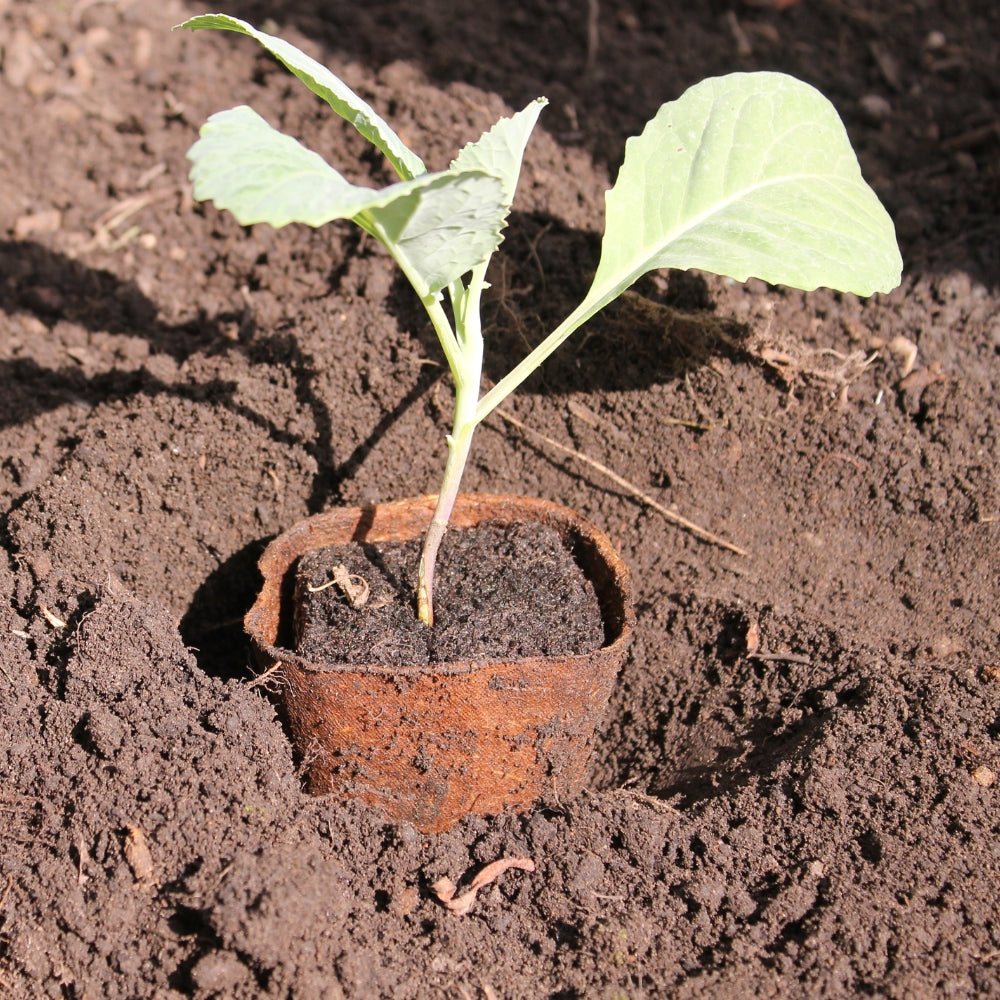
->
<box><xmin>1</xmin><ymin>235</ymin><xmax>748</xmax><ymax>482</ymax></box>
<box><xmin>592</xmin><ymin>598</ymin><xmax>874</xmax><ymax>809</ymax></box>
<box><xmin>180</xmin><ymin>536</ymin><xmax>270</xmax><ymax>680</ymax></box>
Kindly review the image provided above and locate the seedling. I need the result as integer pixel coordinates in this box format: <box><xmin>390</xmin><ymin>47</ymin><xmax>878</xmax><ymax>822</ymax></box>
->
<box><xmin>177</xmin><ymin>14</ymin><xmax>902</xmax><ymax>625</ymax></box>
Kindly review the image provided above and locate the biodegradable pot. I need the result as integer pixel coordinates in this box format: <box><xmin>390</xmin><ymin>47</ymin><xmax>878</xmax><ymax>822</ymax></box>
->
<box><xmin>245</xmin><ymin>494</ymin><xmax>634</xmax><ymax>833</ymax></box>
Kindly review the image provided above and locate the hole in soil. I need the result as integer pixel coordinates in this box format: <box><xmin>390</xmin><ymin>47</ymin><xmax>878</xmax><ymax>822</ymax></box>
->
<box><xmin>181</xmin><ymin>537</ymin><xmax>270</xmax><ymax>681</ymax></box>
<box><xmin>857</xmin><ymin>829</ymin><xmax>884</xmax><ymax>865</ymax></box>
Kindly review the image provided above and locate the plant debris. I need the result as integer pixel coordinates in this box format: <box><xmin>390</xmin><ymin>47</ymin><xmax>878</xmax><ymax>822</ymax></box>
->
<box><xmin>122</xmin><ymin>825</ymin><xmax>158</xmax><ymax>892</ymax></box>
<box><xmin>431</xmin><ymin>857</ymin><xmax>536</xmax><ymax>916</ymax></box>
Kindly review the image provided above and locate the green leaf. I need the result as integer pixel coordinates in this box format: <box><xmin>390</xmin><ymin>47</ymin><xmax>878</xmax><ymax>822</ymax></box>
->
<box><xmin>175</xmin><ymin>13</ymin><xmax>425</xmax><ymax>181</ymax></box>
<box><xmin>582</xmin><ymin>72</ymin><xmax>902</xmax><ymax>322</ymax></box>
<box><xmin>360</xmin><ymin>171</ymin><xmax>507</xmax><ymax>296</ymax></box>
<box><xmin>188</xmin><ymin>106</ymin><xmax>384</xmax><ymax>227</ymax></box>
<box><xmin>451</xmin><ymin>98</ymin><xmax>547</xmax><ymax>213</ymax></box>
<box><xmin>188</xmin><ymin>106</ymin><xmax>504</xmax><ymax>295</ymax></box>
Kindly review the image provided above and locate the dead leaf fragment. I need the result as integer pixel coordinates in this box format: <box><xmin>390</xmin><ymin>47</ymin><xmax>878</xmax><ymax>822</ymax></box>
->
<box><xmin>432</xmin><ymin>857</ymin><xmax>535</xmax><ymax>915</ymax></box>
<box><xmin>308</xmin><ymin>564</ymin><xmax>370</xmax><ymax>608</ymax></box>
<box><xmin>333</xmin><ymin>564</ymin><xmax>370</xmax><ymax>608</ymax></box>
<box><xmin>39</xmin><ymin>604</ymin><xmax>67</xmax><ymax>629</ymax></box>
<box><xmin>123</xmin><ymin>824</ymin><xmax>158</xmax><ymax>890</ymax></box>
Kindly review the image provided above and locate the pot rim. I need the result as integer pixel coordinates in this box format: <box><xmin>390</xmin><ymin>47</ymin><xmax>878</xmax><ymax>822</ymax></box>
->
<box><xmin>244</xmin><ymin>493</ymin><xmax>634</xmax><ymax>680</ymax></box>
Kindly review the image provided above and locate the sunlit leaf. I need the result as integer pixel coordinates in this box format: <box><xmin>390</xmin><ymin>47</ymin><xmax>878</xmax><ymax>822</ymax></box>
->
<box><xmin>188</xmin><ymin>106</ymin><xmax>504</xmax><ymax>294</ymax></box>
<box><xmin>451</xmin><ymin>98</ymin><xmax>547</xmax><ymax>212</ymax></box>
<box><xmin>176</xmin><ymin>13</ymin><xmax>425</xmax><ymax>180</ymax></box>
<box><xmin>578</xmin><ymin>72</ymin><xmax>902</xmax><ymax>325</ymax></box>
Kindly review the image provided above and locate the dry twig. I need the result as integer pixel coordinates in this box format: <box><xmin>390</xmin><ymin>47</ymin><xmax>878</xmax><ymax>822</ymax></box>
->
<box><xmin>494</xmin><ymin>408</ymin><xmax>748</xmax><ymax>556</ymax></box>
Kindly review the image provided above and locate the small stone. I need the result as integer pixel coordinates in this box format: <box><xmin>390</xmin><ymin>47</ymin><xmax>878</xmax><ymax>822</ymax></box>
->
<box><xmin>3</xmin><ymin>31</ymin><xmax>39</xmax><ymax>88</ymax></box>
<box><xmin>27</xmin><ymin>10</ymin><xmax>51</xmax><ymax>35</ymax></box>
<box><xmin>971</xmin><ymin>766</ymin><xmax>995</xmax><ymax>788</ymax></box>
<box><xmin>930</xmin><ymin>634</ymin><xmax>965</xmax><ymax>658</ymax></box>
<box><xmin>858</xmin><ymin>94</ymin><xmax>893</xmax><ymax>123</ymax></box>
<box><xmin>25</xmin><ymin>72</ymin><xmax>56</xmax><ymax>99</ymax></box>
<box><xmin>924</xmin><ymin>30</ymin><xmax>947</xmax><ymax>51</ymax></box>
<box><xmin>935</xmin><ymin>271</ymin><xmax>972</xmax><ymax>301</ymax></box>
<box><xmin>190</xmin><ymin>951</ymin><xmax>250</xmax><ymax>992</ymax></box>
<box><xmin>70</xmin><ymin>53</ymin><xmax>94</xmax><ymax>89</ymax></box>
<box><xmin>132</xmin><ymin>28</ymin><xmax>153</xmax><ymax>69</ymax></box>
<box><xmin>389</xmin><ymin>885</ymin><xmax>419</xmax><ymax>917</ymax></box>
<box><xmin>13</xmin><ymin>209</ymin><xmax>62</xmax><ymax>241</ymax></box>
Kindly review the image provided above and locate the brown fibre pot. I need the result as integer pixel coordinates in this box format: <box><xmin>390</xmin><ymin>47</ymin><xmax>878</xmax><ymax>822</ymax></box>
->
<box><xmin>245</xmin><ymin>494</ymin><xmax>634</xmax><ymax>833</ymax></box>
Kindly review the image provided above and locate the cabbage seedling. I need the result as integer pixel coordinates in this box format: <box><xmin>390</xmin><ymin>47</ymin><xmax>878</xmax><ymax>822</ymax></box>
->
<box><xmin>176</xmin><ymin>14</ymin><xmax>902</xmax><ymax>625</ymax></box>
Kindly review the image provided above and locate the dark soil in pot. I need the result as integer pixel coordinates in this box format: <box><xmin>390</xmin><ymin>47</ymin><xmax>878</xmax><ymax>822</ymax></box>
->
<box><xmin>2</xmin><ymin>0</ymin><xmax>1000</xmax><ymax>997</ymax></box>
<box><xmin>294</xmin><ymin>519</ymin><xmax>604</xmax><ymax>664</ymax></box>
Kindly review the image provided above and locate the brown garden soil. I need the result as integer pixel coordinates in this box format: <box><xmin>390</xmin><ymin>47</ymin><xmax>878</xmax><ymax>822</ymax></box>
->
<box><xmin>1</xmin><ymin>0</ymin><xmax>999</xmax><ymax>996</ymax></box>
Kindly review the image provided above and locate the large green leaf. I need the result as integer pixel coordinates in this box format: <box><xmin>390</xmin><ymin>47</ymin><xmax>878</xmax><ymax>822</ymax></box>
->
<box><xmin>176</xmin><ymin>13</ymin><xmax>425</xmax><ymax>181</ymax></box>
<box><xmin>475</xmin><ymin>72</ymin><xmax>904</xmax><ymax>422</ymax></box>
<box><xmin>581</xmin><ymin>72</ymin><xmax>902</xmax><ymax>323</ymax></box>
<box><xmin>188</xmin><ymin>105</ymin><xmax>504</xmax><ymax>295</ymax></box>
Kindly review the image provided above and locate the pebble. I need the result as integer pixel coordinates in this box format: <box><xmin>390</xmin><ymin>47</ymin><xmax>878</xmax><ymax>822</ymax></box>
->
<box><xmin>971</xmin><ymin>766</ymin><xmax>995</xmax><ymax>788</ymax></box>
<box><xmin>13</xmin><ymin>209</ymin><xmax>62</xmax><ymax>239</ymax></box>
<box><xmin>930</xmin><ymin>634</ymin><xmax>965</xmax><ymax>658</ymax></box>
<box><xmin>859</xmin><ymin>94</ymin><xmax>893</xmax><ymax>123</ymax></box>
<box><xmin>934</xmin><ymin>271</ymin><xmax>972</xmax><ymax>301</ymax></box>
<box><xmin>190</xmin><ymin>951</ymin><xmax>250</xmax><ymax>992</ymax></box>
<box><xmin>3</xmin><ymin>30</ymin><xmax>39</xmax><ymax>88</ymax></box>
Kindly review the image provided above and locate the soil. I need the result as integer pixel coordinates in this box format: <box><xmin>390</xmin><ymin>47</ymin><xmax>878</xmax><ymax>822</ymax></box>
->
<box><xmin>293</xmin><ymin>521</ymin><xmax>604</xmax><ymax>665</ymax></box>
<box><xmin>1</xmin><ymin>0</ymin><xmax>998</xmax><ymax>997</ymax></box>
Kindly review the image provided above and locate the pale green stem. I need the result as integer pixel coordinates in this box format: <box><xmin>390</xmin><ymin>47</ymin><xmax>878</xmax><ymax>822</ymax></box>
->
<box><xmin>359</xmin><ymin>215</ymin><xmax>463</xmax><ymax>373</ymax></box>
<box><xmin>416</xmin><ymin>264</ymin><xmax>488</xmax><ymax>626</ymax></box>
<box><xmin>363</xmin><ymin>226</ymin><xmax>493</xmax><ymax>626</ymax></box>
<box><xmin>415</xmin><ymin>391</ymin><xmax>477</xmax><ymax>625</ymax></box>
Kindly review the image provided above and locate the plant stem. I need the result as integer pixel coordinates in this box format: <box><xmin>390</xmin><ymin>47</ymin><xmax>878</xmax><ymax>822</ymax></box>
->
<box><xmin>416</xmin><ymin>267</ymin><xmax>488</xmax><ymax>626</ymax></box>
<box><xmin>416</xmin><ymin>397</ymin><xmax>476</xmax><ymax>626</ymax></box>
<box><xmin>474</xmin><ymin>262</ymin><xmax>648</xmax><ymax>424</ymax></box>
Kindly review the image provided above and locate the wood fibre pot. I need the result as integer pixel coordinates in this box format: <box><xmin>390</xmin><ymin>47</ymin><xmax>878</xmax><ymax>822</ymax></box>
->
<box><xmin>245</xmin><ymin>494</ymin><xmax>634</xmax><ymax>833</ymax></box>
